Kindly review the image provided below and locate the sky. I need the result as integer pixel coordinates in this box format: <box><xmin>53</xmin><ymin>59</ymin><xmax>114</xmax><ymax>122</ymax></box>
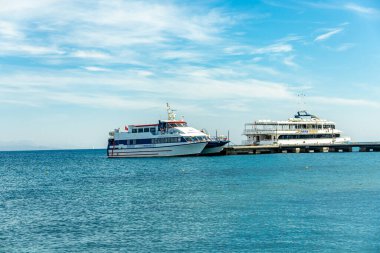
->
<box><xmin>1</xmin><ymin>0</ymin><xmax>380</xmax><ymax>150</ymax></box>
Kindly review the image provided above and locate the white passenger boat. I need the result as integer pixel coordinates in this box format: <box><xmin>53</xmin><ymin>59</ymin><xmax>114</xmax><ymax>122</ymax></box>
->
<box><xmin>107</xmin><ymin>104</ymin><xmax>208</xmax><ymax>157</ymax></box>
<box><xmin>243</xmin><ymin>111</ymin><xmax>351</xmax><ymax>146</ymax></box>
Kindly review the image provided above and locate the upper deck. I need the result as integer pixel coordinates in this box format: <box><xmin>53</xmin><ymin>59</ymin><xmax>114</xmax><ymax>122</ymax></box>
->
<box><xmin>244</xmin><ymin>111</ymin><xmax>339</xmax><ymax>135</ymax></box>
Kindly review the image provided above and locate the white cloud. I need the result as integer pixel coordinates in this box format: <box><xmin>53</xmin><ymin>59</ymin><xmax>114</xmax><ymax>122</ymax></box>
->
<box><xmin>49</xmin><ymin>93</ymin><xmax>161</xmax><ymax>109</ymax></box>
<box><xmin>216</xmin><ymin>101</ymin><xmax>252</xmax><ymax>112</ymax></box>
<box><xmin>296</xmin><ymin>2</ymin><xmax>378</xmax><ymax>16</ymax></box>
<box><xmin>60</xmin><ymin>1</ymin><xmax>229</xmax><ymax>48</ymax></box>
<box><xmin>0</xmin><ymin>67</ymin><xmax>295</xmax><ymax>109</ymax></box>
<box><xmin>283</xmin><ymin>55</ymin><xmax>298</xmax><ymax>67</ymax></box>
<box><xmin>0</xmin><ymin>0</ymin><xmax>234</xmax><ymax>65</ymax></box>
<box><xmin>83</xmin><ymin>66</ymin><xmax>111</xmax><ymax>72</ymax></box>
<box><xmin>0</xmin><ymin>0</ymin><xmax>60</xmax><ymax>16</ymax></box>
<box><xmin>224</xmin><ymin>45</ymin><xmax>251</xmax><ymax>55</ymax></box>
<box><xmin>335</xmin><ymin>43</ymin><xmax>355</xmax><ymax>52</ymax></box>
<box><xmin>224</xmin><ymin>43</ymin><xmax>293</xmax><ymax>56</ymax></box>
<box><xmin>345</xmin><ymin>3</ymin><xmax>377</xmax><ymax>15</ymax></box>
<box><xmin>315</xmin><ymin>28</ymin><xmax>343</xmax><ymax>42</ymax></box>
<box><xmin>276</xmin><ymin>35</ymin><xmax>303</xmax><ymax>43</ymax></box>
<box><xmin>0</xmin><ymin>43</ymin><xmax>63</xmax><ymax>55</ymax></box>
<box><xmin>0</xmin><ymin>21</ymin><xmax>23</xmax><ymax>39</ymax></box>
<box><xmin>135</xmin><ymin>70</ymin><xmax>154</xmax><ymax>77</ymax></box>
<box><xmin>79</xmin><ymin>2</ymin><xmax>226</xmax><ymax>43</ymax></box>
<box><xmin>252</xmin><ymin>57</ymin><xmax>263</xmax><ymax>63</ymax></box>
<box><xmin>161</xmin><ymin>51</ymin><xmax>200</xmax><ymax>60</ymax></box>
<box><xmin>253</xmin><ymin>43</ymin><xmax>293</xmax><ymax>54</ymax></box>
<box><xmin>0</xmin><ymin>0</ymin><xmax>245</xmax><ymax>81</ymax></box>
<box><xmin>310</xmin><ymin>96</ymin><xmax>380</xmax><ymax>108</ymax></box>
<box><xmin>0</xmin><ymin>98</ymin><xmax>39</xmax><ymax>107</ymax></box>
<box><xmin>71</xmin><ymin>50</ymin><xmax>110</xmax><ymax>59</ymax></box>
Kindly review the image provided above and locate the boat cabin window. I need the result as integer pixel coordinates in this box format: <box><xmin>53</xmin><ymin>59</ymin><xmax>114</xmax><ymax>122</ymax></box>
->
<box><xmin>132</xmin><ymin>129</ymin><xmax>137</xmax><ymax>133</ymax></box>
<box><xmin>278</xmin><ymin>134</ymin><xmax>341</xmax><ymax>139</ymax></box>
<box><xmin>150</xmin><ymin>127</ymin><xmax>156</xmax><ymax>133</ymax></box>
<box><xmin>115</xmin><ymin>137</ymin><xmax>186</xmax><ymax>146</ymax></box>
<box><xmin>144</xmin><ymin>128</ymin><xmax>149</xmax><ymax>132</ymax></box>
<box><xmin>138</xmin><ymin>128</ymin><xmax>143</xmax><ymax>133</ymax></box>
<box><xmin>151</xmin><ymin>137</ymin><xmax>183</xmax><ymax>144</ymax></box>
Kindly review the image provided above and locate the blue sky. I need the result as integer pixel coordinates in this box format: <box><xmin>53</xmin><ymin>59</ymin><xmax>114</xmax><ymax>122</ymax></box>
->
<box><xmin>1</xmin><ymin>0</ymin><xmax>380</xmax><ymax>150</ymax></box>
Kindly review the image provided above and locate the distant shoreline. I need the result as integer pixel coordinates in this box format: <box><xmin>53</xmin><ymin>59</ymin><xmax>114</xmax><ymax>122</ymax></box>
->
<box><xmin>0</xmin><ymin>148</ymin><xmax>106</xmax><ymax>152</ymax></box>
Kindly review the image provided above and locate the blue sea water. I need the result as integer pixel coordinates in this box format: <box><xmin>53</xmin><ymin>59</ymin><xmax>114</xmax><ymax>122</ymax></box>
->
<box><xmin>1</xmin><ymin>150</ymin><xmax>380</xmax><ymax>253</ymax></box>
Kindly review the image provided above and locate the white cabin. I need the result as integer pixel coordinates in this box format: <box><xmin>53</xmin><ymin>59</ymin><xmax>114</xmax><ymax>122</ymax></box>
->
<box><xmin>243</xmin><ymin>111</ymin><xmax>351</xmax><ymax>146</ymax></box>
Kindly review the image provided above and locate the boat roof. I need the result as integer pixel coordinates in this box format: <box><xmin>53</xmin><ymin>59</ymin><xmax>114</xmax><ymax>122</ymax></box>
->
<box><xmin>130</xmin><ymin>124</ymin><xmax>159</xmax><ymax>127</ymax></box>
<box><xmin>159</xmin><ymin>120</ymin><xmax>187</xmax><ymax>124</ymax></box>
<box><xmin>130</xmin><ymin>120</ymin><xmax>187</xmax><ymax>128</ymax></box>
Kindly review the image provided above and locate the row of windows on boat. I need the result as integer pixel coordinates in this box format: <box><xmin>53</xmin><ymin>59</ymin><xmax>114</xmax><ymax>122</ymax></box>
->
<box><xmin>252</xmin><ymin>124</ymin><xmax>336</xmax><ymax>130</ymax></box>
<box><xmin>131</xmin><ymin>127</ymin><xmax>156</xmax><ymax>133</ymax></box>
<box><xmin>278</xmin><ymin>134</ymin><xmax>340</xmax><ymax>140</ymax></box>
<box><xmin>110</xmin><ymin>136</ymin><xmax>208</xmax><ymax>145</ymax></box>
<box><xmin>131</xmin><ymin>123</ymin><xmax>188</xmax><ymax>133</ymax></box>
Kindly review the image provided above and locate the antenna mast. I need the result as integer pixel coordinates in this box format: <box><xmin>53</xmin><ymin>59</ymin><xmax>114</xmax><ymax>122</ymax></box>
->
<box><xmin>297</xmin><ymin>93</ymin><xmax>306</xmax><ymax>111</ymax></box>
<box><xmin>166</xmin><ymin>103</ymin><xmax>176</xmax><ymax>120</ymax></box>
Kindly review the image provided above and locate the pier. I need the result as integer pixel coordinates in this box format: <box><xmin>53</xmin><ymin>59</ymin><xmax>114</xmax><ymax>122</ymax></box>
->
<box><xmin>221</xmin><ymin>142</ymin><xmax>380</xmax><ymax>155</ymax></box>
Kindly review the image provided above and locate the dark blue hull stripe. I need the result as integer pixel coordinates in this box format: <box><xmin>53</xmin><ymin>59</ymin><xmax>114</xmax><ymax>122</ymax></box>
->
<box><xmin>110</xmin><ymin>149</ymin><xmax>172</xmax><ymax>154</ymax></box>
<box><xmin>107</xmin><ymin>142</ymin><xmax>205</xmax><ymax>150</ymax></box>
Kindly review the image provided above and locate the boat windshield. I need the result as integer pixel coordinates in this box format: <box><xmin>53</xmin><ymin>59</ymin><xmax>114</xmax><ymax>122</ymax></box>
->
<box><xmin>168</xmin><ymin>123</ymin><xmax>187</xmax><ymax>128</ymax></box>
<box><xmin>184</xmin><ymin>136</ymin><xmax>207</xmax><ymax>142</ymax></box>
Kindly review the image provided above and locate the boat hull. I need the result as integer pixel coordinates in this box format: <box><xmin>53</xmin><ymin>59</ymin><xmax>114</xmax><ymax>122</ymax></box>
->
<box><xmin>107</xmin><ymin>142</ymin><xmax>207</xmax><ymax>158</ymax></box>
<box><xmin>201</xmin><ymin>140</ymin><xmax>229</xmax><ymax>155</ymax></box>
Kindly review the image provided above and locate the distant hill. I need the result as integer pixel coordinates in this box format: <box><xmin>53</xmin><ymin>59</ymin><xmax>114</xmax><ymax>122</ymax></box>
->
<box><xmin>0</xmin><ymin>141</ymin><xmax>56</xmax><ymax>151</ymax></box>
<box><xmin>0</xmin><ymin>141</ymin><xmax>84</xmax><ymax>151</ymax></box>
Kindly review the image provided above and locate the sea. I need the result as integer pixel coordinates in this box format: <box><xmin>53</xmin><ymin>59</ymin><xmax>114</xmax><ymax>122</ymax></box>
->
<box><xmin>1</xmin><ymin>150</ymin><xmax>380</xmax><ymax>253</ymax></box>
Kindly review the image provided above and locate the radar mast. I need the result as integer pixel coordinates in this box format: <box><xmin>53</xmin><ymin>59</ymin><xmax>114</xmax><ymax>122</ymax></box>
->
<box><xmin>166</xmin><ymin>103</ymin><xmax>177</xmax><ymax>120</ymax></box>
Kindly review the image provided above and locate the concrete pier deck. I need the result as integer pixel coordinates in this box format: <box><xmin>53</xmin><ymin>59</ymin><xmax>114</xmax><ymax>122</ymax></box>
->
<box><xmin>221</xmin><ymin>142</ymin><xmax>380</xmax><ymax>155</ymax></box>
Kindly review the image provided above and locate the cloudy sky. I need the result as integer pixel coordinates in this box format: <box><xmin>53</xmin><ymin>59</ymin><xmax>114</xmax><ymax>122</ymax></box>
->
<box><xmin>1</xmin><ymin>0</ymin><xmax>380</xmax><ymax>150</ymax></box>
